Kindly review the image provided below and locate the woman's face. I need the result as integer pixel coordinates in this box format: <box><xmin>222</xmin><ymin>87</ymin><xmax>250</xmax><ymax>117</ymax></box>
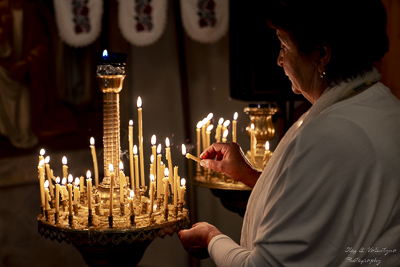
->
<box><xmin>276</xmin><ymin>29</ymin><xmax>325</xmax><ymax>103</ymax></box>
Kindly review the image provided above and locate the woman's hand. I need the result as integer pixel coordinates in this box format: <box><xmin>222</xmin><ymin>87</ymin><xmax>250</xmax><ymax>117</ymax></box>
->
<box><xmin>200</xmin><ymin>142</ymin><xmax>261</xmax><ymax>188</ymax></box>
<box><xmin>178</xmin><ymin>222</ymin><xmax>222</xmax><ymax>259</ymax></box>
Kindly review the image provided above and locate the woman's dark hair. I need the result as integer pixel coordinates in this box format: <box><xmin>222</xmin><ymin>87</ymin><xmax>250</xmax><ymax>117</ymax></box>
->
<box><xmin>267</xmin><ymin>0</ymin><xmax>389</xmax><ymax>85</ymax></box>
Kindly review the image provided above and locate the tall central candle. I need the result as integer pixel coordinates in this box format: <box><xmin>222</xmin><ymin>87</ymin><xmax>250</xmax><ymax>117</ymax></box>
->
<box><xmin>67</xmin><ymin>175</ymin><xmax>73</xmax><ymax>216</ymax></box>
<box><xmin>163</xmin><ymin>168</ymin><xmax>169</xmax><ymax>210</ymax></box>
<box><xmin>133</xmin><ymin>145</ymin><xmax>139</xmax><ymax>190</ymax></box>
<box><xmin>109</xmin><ymin>164</ymin><xmax>115</xmax><ymax>217</ymax></box>
<box><xmin>119</xmin><ymin>161</ymin><xmax>125</xmax><ymax>204</ymax></box>
<box><xmin>196</xmin><ymin>121</ymin><xmax>203</xmax><ymax>173</ymax></box>
<box><xmin>90</xmin><ymin>137</ymin><xmax>99</xmax><ymax>188</ymax></box>
<box><xmin>44</xmin><ymin>156</ymin><xmax>54</xmax><ymax>197</ymax></box>
<box><xmin>128</xmin><ymin>120</ymin><xmax>134</xmax><ymax>190</ymax></box>
<box><xmin>165</xmin><ymin>137</ymin><xmax>174</xmax><ymax>194</ymax></box>
<box><xmin>156</xmin><ymin>144</ymin><xmax>162</xmax><ymax>198</ymax></box>
<box><xmin>38</xmin><ymin>159</ymin><xmax>45</xmax><ymax>208</ymax></box>
<box><xmin>137</xmin><ymin>97</ymin><xmax>145</xmax><ymax>188</ymax></box>
<box><xmin>232</xmin><ymin>112</ymin><xmax>238</xmax><ymax>143</ymax></box>
<box><xmin>151</xmin><ymin>135</ymin><xmax>157</xmax><ymax>180</ymax></box>
<box><xmin>86</xmin><ymin>171</ymin><xmax>92</xmax><ymax>211</ymax></box>
<box><xmin>62</xmin><ymin>156</ymin><xmax>68</xmax><ymax>179</ymax></box>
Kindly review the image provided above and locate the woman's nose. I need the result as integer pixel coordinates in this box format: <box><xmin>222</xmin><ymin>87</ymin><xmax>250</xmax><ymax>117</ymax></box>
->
<box><xmin>277</xmin><ymin>51</ymin><xmax>283</xmax><ymax>67</ymax></box>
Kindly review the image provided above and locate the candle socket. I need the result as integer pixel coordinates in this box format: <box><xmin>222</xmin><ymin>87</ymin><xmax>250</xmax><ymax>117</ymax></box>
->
<box><xmin>178</xmin><ymin>202</ymin><xmax>183</xmax><ymax>212</ymax></box>
<box><xmin>120</xmin><ymin>203</ymin><xmax>125</xmax><ymax>215</ymax></box>
<box><xmin>73</xmin><ymin>204</ymin><xmax>79</xmax><ymax>215</ymax></box>
<box><xmin>174</xmin><ymin>206</ymin><xmax>179</xmax><ymax>217</ymax></box>
<box><xmin>149</xmin><ymin>213</ymin><xmax>155</xmax><ymax>224</ymax></box>
<box><xmin>164</xmin><ymin>209</ymin><xmax>168</xmax><ymax>221</ymax></box>
<box><xmin>50</xmin><ymin>199</ymin><xmax>55</xmax><ymax>209</ymax></box>
<box><xmin>95</xmin><ymin>204</ymin><xmax>101</xmax><ymax>216</ymax></box>
<box><xmin>61</xmin><ymin>200</ymin><xmax>67</xmax><ymax>212</ymax></box>
<box><xmin>68</xmin><ymin>215</ymin><xmax>73</xmax><ymax>227</ymax></box>
<box><xmin>156</xmin><ymin>198</ymin><xmax>161</xmax><ymax>211</ymax></box>
<box><xmin>88</xmin><ymin>210</ymin><xmax>93</xmax><ymax>227</ymax></box>
<box><xmin>108</xmin><ymin>216</ymin><xmax>113</xmax><ymax>228</ymax></box>
<box><xmin>141</xmin><ymin>201</ymin><xmax>148</xmax><ymax>214</ymax></box>
<box><xmin>54</xmin><ymin>212</ymin><xmax>59</xmax><ymax>224</ymax></box>
<box><xmin>45</xmin><ymin>210</ymin><xmax>50</xmax><ymax>221</ymax></box>
<box><xmin>130</xmin><ymin>214</ymin><xmax>136</xmax><ymax>227</ymax></box>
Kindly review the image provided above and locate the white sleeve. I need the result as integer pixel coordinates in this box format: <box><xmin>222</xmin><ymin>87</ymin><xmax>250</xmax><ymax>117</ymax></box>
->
<box><xmin>208</xmin><ymin>235</ymin><xmax>253</xmax><ymax>267</ymax></box>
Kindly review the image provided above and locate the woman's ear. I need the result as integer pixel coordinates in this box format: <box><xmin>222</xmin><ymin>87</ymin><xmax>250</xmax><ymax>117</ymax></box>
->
<box><xmin>318</xmin><ymin>44</ymin><xmax>331</xmax><ymax>73</ymax></box>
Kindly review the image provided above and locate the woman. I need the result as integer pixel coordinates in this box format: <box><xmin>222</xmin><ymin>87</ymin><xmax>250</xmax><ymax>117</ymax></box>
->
<box><xmin>179</xmin><ymin>0</ymin><xmax>400</xmax><ymax>266</ymax></box>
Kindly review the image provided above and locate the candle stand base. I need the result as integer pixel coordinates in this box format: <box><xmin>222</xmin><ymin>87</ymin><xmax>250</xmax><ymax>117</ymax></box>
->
<box><xmin>45</xmin><ymin>210</ymin><xmax>50</xmax><ymax>221</ymax></box>
<box><xmin>130</xmin><ymin>214</ymin><xmax>136</xmax><ymax>227</ymax></box>
<box><xmin>69</xmin><ymin>215</ymin><xmax>73</xmax><ymax>227</ymax></box>
<box><xmin>108</xmin><ymin>216</ymin><xmax>113</xmax><ymax>228</ymax></box>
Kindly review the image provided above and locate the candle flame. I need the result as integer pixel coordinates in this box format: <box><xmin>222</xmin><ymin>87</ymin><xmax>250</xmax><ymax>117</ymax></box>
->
<box><xmin>86</xmin><ymin>170</ymin><xmax>91</xmax><ymax>179</ymax></box>
<box><xmin>68</xmin><ymin>174</ymin><xmax>73</xmax><ymax>184</ymax></box>
<box><xmin>39</xmin><ymin>159</ymin><xmax>44</xmax><ymax>166</ymax></box>
<box><xmin>151</xmin><ymin>134</ymin><xmax>156</xmax><ymax>145</ymax></box>
<box><xmin>218</xmin><ymin>117</ymin><xmax>224</xmax><ymax>125</ymax></box>
<box><xmin>207</xmin><ymin>124</ymin><xmax>214</xmax><ymax>132</ymax></box>
<box><xmin>181</xmin><ymin>178</ymin><xmax>186</xmax><ymax>187</ymax></box>
<box><xmin>164</xmin><ymin>167</ymin><xmax>169</xmax><ymax>177</ymax></box>
<box><xmin>265</xmin><ymin>141</ymin><xmax>270</xmax><ymax>151</ymax></box>
<box><xmin>119</xmin><ymin>161</ymin><xmax>124</xmax><ymax>170</ymax></box>
<box><xmin>202</xmin><ymin>118</ymin><xmax>208</xmax><ymax>125</ymax></box>
<box><xmin>157</xmin><ymin>144</ymin><xmax>161</xmax><ymax>154</ymax></box>
<box><xmin>223</xmin><ymin>129</ymin><xmax>229</xmax><ymax>138</ymax></box>
<box><xmin>129</xmin><ymin>120</ymin><xmax>133</xmax><ymax>126</ymax></box>
<box><xmin>251</xmin><ymin>123</ymin><xmax>255</xmax><ymax>130</ymax></box>
<box><xmin>62</xmin><ymin>156</ymin><xmax>67</xmax><ymax>165</ymax></box>
<box><xmin>196</xmin><ymin>121</ymin><xmax>203</xmax><ymax>129</ymax></box>
<box><xmin>40</xmin><ymin>148</ymin><xmax>45</xmax><ymax>156</ymax></box>
<box><xmin>165</xmin><ymin>137</ymin><xmax>170</xmax><ymax>147</ymax></box>
<box><xmin>137</xmin><ymin>96</ymin><xmax>142</xmax><ymax>108</ymax></box>
<box><xmin>44</xmin><ymin>180</ymin><xmax>49</xmax><ymax>188</ymax></box>
<box><xmin>181</xmin><ymin>144</ymin><xmax>186</xmax><ymax>155</ymax></box>
<box><xmin>90</xmin><ymin>137</ymin><xmax>95</xmax><ymax>146</ymax></box>
<box><xmin>56</xmin><ymin>177</ymin><xmax>60</xmax><ymax>184</ymax></box>
<box><xmin>223</xmin><ymin>120</ymin><xmax>230</xmax><ymax>127</ymax></box>
<box><xmin>150</xmin><ymin>174</ymin><xmax>155</xmax><ymax>182</ymax></box>
<box><xmin>133</xmin><ymin>145</ymin><xmax>138</xmax><ymax>155</ymax></box>
<box><xmin>62</xmin><ymin>177</ymin><xmax>66</xmax><ymax>186</ymax></box>
<box><xmin>45</xmin><ymin>156</ymin><xmax>50</xmax><ymax>164</ymax></box>
<box><xmin>130</xmin><ymin>190</ymin><xmax>134</xmax><ymax>198</ymax></box>
<box><xmin>75</xmin><ymin>177</ymin><xmax>80</xmax><ymax>187</ymax></box>
<box><xmin>234</xmin><ymin>112</ymin><xmax>238</xmax><ymax>121</ymax></box>
<box><xmin>109</xmin><ymin>164</ymin><xmax>114</xmax><ymax>172</ymax></box>
<box><xmin>102</xmin><ymin>49</ymin><xmax>108</xmax><ymax>57</ymax></box>
<box><xmin>150</xmin><ymin>154</ymin><xmax>154</xmax><ymax>163</ymax></box>
<box><xmin>207</xmin><ymin>113</ymin><xmax>213</xmax><ymax>121</ymax></box>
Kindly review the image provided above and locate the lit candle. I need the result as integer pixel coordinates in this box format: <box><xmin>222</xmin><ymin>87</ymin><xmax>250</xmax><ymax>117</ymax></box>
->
<box><xmin>222</xmin><ymin>129</ymin><xmax>229</xmax><ymax>143</ymax></box>
<box><xmin>44</xmin><ymin>156</ymin><xmax>54</xmax><ymax>198</ymax></box>
<box><xmin>201</xmin><ymin>118</ymin><xmax>207</xmax><ymax>151</ymax></box>
<box><xmin>173</xmin><ymin>166</ymin><xmax>178</xmax><ymax>207</ymax></box>
<box><xmin>149</xmin><ymin>174</ymin><xmax>155</xmax><ymax>214</ymax></box>
<box><xmin>90</xmin><ymin>137</ymin><xmax>99</xmax><ymax>188</ymax></box>
<box><xmin>263</xmin><ymin>141</ymin><xmax>272</xmax><ymax>165</ymax></box>
<box><xmin>151</xmin><ymin>135</ymin><xmax>157</xmax><ymax>179</ymax></box>
<box><xmin>38</xmin><ymin>159</ymin><xmax>45</xmax><ymax>209</ymax></box>
<box><xmin>163</xmin><ymin>168</ymin><xmax>169</xmax><ymax>210</ymax></box>
<box><xmin>128</xmin><ymin>190</ymin><xmax>135</xmax><ymax>215</ymax></box>
<box><xmin>165</xmin><ymin>137</ymin><xmax>174</xmax><ymax>194</ymax></box>
<box><xmin>109</xmin><ymin>164</ymin><xmax>114</xmax><ymax>217</ymax></box>
<box><xmin>150</xmin><ymin>155</ymin><xmax>154</xmax><ymax>178</ymax></box>
<box><xmin>119</xmin><ymin>161</ymin><xmax>125</xmax><ymax>204</ymax></box>
<box><xmin>180</xmin><ymin>178</ymin><xmax>186</xmax><ymax>204</ymax></box>
<box><xmin>232</xmin><ymin>112</ymin><xmax>238</xmax><ymax>143</ymax></box>
<box><xmin>67</xmin><ymin>174</ymin><xmax>73</xmax><ymax>216</ymax></box>
<box><xmin>137</xmin><ymin>97</ymin><xmax>145</xmax><ymax>188</ymax></box>
<box><xmin>79</xmin><ymin>175</ymin><xmax>84</xmax><ymax>192</ymax></box>
<box><xmin>156</xmin><ymin>144</ymin><xmax>162</xmax><ymax>198</ymax></box>
<box><xmin>215</xmin><ymin>117</ymin><xmax>223</xmax><ymax>143</ymax></box>
<box><xmin>182</xmin><ymin>144</ymin><xmax>202</xmax><ymax>163</ymax></box>
<box><xmin>222</xmin><ymin>120</ymin><xmax>230</xmax><ymax>139</ymax></box>
<box><xmin>206</xmin><ymin>113</ymin><xmax>213</xmax><ymax>127</ymax></box>
<box><xmin>86</xmin><ymin>171</ymin><xmax>92</xmax><ymax>211</ymax></box>
<box><xmin>128</xmin><ymin>120</ymin><xmax>134</xmax><ymax>190</ymax></box>
<box><xmin>39</xmin><ymin>148</ymin><xmax>45</xmax><ymax>164</ymax></box>
<box><xmin>133</xmin><ymin>145</ymin><xmax>139</xmax><ymax>190</ymax></box>
<box><xmin>196</xmin><ymin>121</ymin><xmax>203</xmax><ymax>173</ymax></box>
<box><xmin>55</xmin><ymin>177</ymin><xmax>60</xmax><ymax>214</ymax></box>
<box><xmin>61</xmin><ymin>177</ymin><xmax>67</xmax><ymax>201</ymax></box>
<box><xmin>250</xmin><ymin>123</ymin><xmax>255</xmax><ymax>165</ymax></box>
<box><xmin>206</xmin><ymin>124</ymin><xmax>214</xmax><ymax>148</ymax></box>
<box><xmin>62</xmin><ymin>156</ymin><xmax>68</xmax><ymax>179</ymax></box>
<box><xmin>44</xmin><ymin>180</ymin><xmax>50</xmax><ymax>211</ymax></box>
<box><xmin>74</xmin><ymin>177</ymin><xmax>80</xmax><ymax>204</ymax></box>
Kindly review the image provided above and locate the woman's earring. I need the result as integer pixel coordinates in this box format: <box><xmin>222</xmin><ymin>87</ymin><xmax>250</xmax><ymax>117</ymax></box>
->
<box><xmin>320</xmin><ymin>71</ymin><xmax>326</xmax><ymax>78</ymax></box>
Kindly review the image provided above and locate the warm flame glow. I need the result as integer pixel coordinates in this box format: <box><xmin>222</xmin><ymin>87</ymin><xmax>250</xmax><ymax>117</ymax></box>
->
<box><xmin>137</xmin><ymin>96</ymin><xmax>142</xmax><ymax>108</ymax></box>
<box><xmin>68</xmin><ymin>174</ymin><xmax>73</xmax><ymax>184</ymax></box>
<box><xmin>90</xmin><ymin>137</ymin><xmax>95</xmax><ymax>146</ymax></box>
<box><xmin>75</xmin><ymin>177</ymin><xmax>80</xmax><ymax>187</ymax></box>
<box><xmin>223</xmin><ymin>120</ymin><xmax>230</xmax><ymax>127</ymax></box>
<box><xmin>151</xmin><ymin>135</ymin><xmax>156</xmax><ymax>145</ymax></box>
<box><xmin>62</xmin><ymin>156</ymin><xmax>67</xmax><ymax>165</ymax></box>
<box><xmin>56</xmin><ymin>177</ymin><xmax>60</xmax><ymax>184</ymax></box>
<box><xmin>102</xmin><ymin>49</ymin><xmax>108</xmax><ymax>57</ymax></box>
<box><xmin>130</xmin><ymin>190</ymin><xmax>134</xmax><ymax>198</ymax></box>
<box><xmin>202</xmin><ymin>118</ymin><xmax>208</xmax><ymax>125</ymax></box>
<box><xmin>251</xmin><ymin>123</ymin><xmax>255</xmax><ymax>130</ymax></box>
<box><xmin>150</xmin><ymin>174</ymin><xmax>155</xmax><ymax>182</ymax></box>
<box><xmin>181</xmin><ymin>178</ymin><xmax>186</xmax><ymax>187</ymax></box>
<box><xmin>265</xmin><ymin>141</ymin><xmax>270</xmax><ymax>150</ymax></box>
<box><xmin>207</xmin><ymin>125</ymin><xmax>214</xmax><ymax>132</ymax></box>
<box><xmin>218</xmin><ymin>117</ymin><xmax>224</xmax><ymax>125</ymax></box>
<box><xmin>196</xmin><ymin>121</ymin><xmax>203</xmax><ymax>129</ymax></box>
<box><xmin>62</xmin><ymin>177</ymin><xmax>66</xmax><ymax>186</ymax></box>
<box><xmin>45</xmin><ymin>156</ymin><xmax>50</xmax><ymax>164</ymax></box>
<box><xmin>133</xmin><ymin>145</ymin><xmax>138</xmax><ymax>155</ymax></box>
<box><xmin>40</xmin><ymin>149</ymin><xmax>45</xmax><ymax>156</ymax></box>
<box><xmin>109</xmin><ymin>164</ymin><xmax>114</xmax><ymax>172</ymax></box>
<box><xmin>44</xmin><ymin>180</ymin><xmax>49</xmax><ymax>188</ymax></box>
<box><xmin>165</xmin><ymin>137</ymin><xmax>170</xmax><ymax>147</ymax></box>
<box><xmin>181</xmin><ymin>144</ymin><xmax>186</xmax><ymax>155</ymax></box>
<box><xmin>157</xmin><ymin>144</ymin><xmax>162</xmax><ymax>154</ymax></box>
<box><xmin>164</xmin><ymin>167</ymin><xmax>169</xmax><ymax>177</ymax></box>
<box><xmin>86</xmin><ymin>170</ymin><xmax>91</xmax><ymax>179</ymax></box>
<box><xmin>119</xmin><ymin>161</ymin><xmax>124</xmax><ymax>170</ymax></box>
<box><xmin>129</xmin><ymin>120</ymin><xmax>133</xmax><ymax>126</ymax></box>
<box><xmin>39</xmin><ymin>159</ymin><xmax>44</xmax><ymax>166</ymax></box>
<box><xmin>223</xmin><ymin>129</ymin><xmax>229</xmax><ymax>138</ymax></box>
<box><xmin>150</xmin><ymin>154</ymin><xmax>154</xmax><ymax>163</ymax></box>
<box><xmin>207</xmin><ymin>113</ymin><xmax>213</xmax><ymax>121</ymax></box>
<box><xmin>233</xmin><ymin>112</ymin><xmax>238</xmax><ymax>121</ymax></box>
